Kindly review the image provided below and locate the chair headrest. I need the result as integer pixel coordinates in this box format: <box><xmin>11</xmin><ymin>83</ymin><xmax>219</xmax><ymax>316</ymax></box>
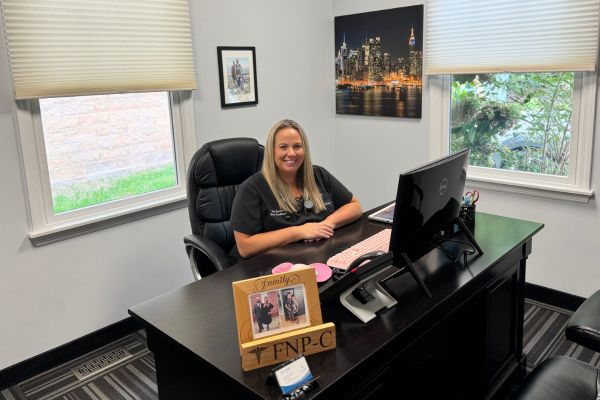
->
<box><xmin>193</xmin><ymin>137</ymin><xmax>263</xmax><ymax>187</ymax></box>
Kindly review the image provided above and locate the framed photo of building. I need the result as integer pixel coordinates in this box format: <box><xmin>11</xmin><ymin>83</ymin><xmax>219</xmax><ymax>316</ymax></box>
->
<box><xmin>232</xmin><ymin>267</ymin><xmax>323</xmax><ymax>344</ymax></box>
<box><xmin>334</xmin><ymin>5</ymin><xmax>423</xmax><ymax>118</ymax></box>
<box><xmin>217</xmin><ymin>46</ymin><xmax>258</xmax><ymax>107</ymax></box>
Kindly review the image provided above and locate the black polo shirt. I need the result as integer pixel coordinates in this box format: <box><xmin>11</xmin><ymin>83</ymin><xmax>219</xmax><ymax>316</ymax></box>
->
<box><xmin>230</xmin><ymin>165</ymin><xmax>353</xmax><ymax>236</ymax></box>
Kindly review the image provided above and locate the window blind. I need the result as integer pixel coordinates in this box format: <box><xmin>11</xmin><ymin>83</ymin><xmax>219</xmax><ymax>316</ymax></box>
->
<box><xmin>1</xmin><ymin>0</ymin><xmax>197</xmax><ymax>99</ymax></box>
<box><xmin>425</xmin><ymin>0</ymin><xmax>600</xmax><ymax>74</ymax></box>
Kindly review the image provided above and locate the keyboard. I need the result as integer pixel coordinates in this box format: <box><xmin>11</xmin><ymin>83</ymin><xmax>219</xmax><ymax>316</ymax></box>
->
<box><xmin>327</xmin><ymin>229</ymin><xmax>391</xmax><ymax>270</ymax></box>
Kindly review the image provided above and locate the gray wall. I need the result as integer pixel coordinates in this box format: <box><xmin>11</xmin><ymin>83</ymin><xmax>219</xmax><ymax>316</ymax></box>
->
<box><xmin>1</xmin><ymin>0</ymin><xmax>599</xmax><ymax>372</ymax></box>
<box><xmin>190</xmin><ymin>1</ymin><xmax>336</xmax><ymax>164</ymax></box>
<box><xmin>0</xmin><ymin>0</ymin><xmax>334</xmax><ymax>371</ymax></box>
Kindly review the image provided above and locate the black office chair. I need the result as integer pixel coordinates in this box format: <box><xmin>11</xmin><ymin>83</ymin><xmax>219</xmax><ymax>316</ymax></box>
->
<box><xmin>184</xmin><ymin>138</ymin><xmax>264</xmax><ymax>280</ymax></box>
<box><xmin>513</xmin><ymin>289</ymin><xmax>600</xmax><ymax>399</ymax></box>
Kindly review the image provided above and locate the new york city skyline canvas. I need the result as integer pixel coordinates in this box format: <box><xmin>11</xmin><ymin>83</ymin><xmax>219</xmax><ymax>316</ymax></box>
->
<box><xmin>335</xmin><ymin>5</ymin><xmax>423</xmax><ymax>118</ymax></box>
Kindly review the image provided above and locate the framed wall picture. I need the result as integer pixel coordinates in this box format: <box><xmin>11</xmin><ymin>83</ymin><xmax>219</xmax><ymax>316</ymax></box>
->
<box><xmin>232</xmin><ymin>267</ymin><xmax>323</xmax><ymax>344</ymax></box>
<box><xmin>217</xmin><ymin>46</ymin><xmax>258</xmax><ymax>107</ymax></box>
<box><xmin>334</xmin><ymin>5</ymin><xmax>423</xmax><ymax>118</ymax></box>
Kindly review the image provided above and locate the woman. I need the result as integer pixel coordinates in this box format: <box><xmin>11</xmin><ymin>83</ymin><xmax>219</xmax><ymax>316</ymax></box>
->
<box><xmin>252</xmin><ymin>296</ymin><xmax>263</xmax><ymax>332</ymax></box>
<box><xmin>290</xmin><ymin>294</ymin><xmax>299</xmax><ymax>323</ymax></box>
<box><xmin>284</xmin><ymin>293</ymin><xmax>294</xmax><ymax>322</ymax></box>
<box><xmin>230</xmin><ymin>119</ymin><xmax>362</xmax><ymax>259</ymax></box>
<box><xmin>260</xmin><ymin>296</ymin><xmax>274</xmax><ymax>331</ymax></box>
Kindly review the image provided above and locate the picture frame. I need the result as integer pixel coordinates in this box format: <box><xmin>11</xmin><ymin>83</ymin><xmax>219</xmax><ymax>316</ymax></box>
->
<box><xmin>334</xmin><ymin>5</ymin><xmax>423</xmax><ymax>118</ymax></box>
<box><xmin>232</xmin><ymin>267</ymin><xmax>323</xmax><ymax>345</ymax></box>
<box><xmin>217</xmin><ymin>46</ymin><xmax>258</xmax><ymax>108</ymax></box>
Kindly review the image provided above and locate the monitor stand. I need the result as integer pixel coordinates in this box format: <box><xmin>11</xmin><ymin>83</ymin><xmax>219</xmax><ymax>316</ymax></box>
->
<box><xmin>380</xmin><ymin>216</ymin><xmax>484</xmax><ymax>300</ymax></box>
<box><xmin>381</xmin><ymin>252</ymin><xmax>433</xmax><ymax>298</ymax></box>
<box><xmin>339</xmin><ymin>265</ymin><xmax>399</xmax><ymax>323</ymax></box>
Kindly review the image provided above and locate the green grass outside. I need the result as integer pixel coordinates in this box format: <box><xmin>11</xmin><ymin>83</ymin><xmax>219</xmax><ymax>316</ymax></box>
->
<box><xmin>53</xmin><ymin>165</ymin><xmax>177</xmax><ymax>214</ymax></box>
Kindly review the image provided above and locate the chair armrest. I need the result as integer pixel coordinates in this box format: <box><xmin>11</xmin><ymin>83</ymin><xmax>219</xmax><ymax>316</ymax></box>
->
<box><xmin>184</xmin><ymin>234</ymin><xmax>231</xmax><ymax>280</ymax></box>
<box><xmin>565</xmin><ymin>289</ymin><xmax>600</xmax><ymax>353</ymax></box>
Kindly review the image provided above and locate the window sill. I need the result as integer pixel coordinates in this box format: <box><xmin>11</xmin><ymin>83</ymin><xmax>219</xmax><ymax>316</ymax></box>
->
<box><xmin>466</xmin><ymin>173</ymin><xmax>594</xmax><ymax>203</ymax></box>
<box><xmin>28</xmin><ymin>194</ymin><xmax>188</xmax><ymax>247</ymax></box>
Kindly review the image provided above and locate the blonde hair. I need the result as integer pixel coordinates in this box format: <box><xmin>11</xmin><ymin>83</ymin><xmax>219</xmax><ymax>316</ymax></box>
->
<box><xmin>262</xmin><ymin>119</ymin><xmax>326</xmax><ymax>214</ymax></box>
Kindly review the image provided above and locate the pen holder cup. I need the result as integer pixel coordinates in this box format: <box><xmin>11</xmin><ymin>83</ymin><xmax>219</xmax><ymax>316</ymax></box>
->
<box><xmin>459</xmin><ymin>204</ymin><xmax>476</xmax><ymax>233</ymax></box>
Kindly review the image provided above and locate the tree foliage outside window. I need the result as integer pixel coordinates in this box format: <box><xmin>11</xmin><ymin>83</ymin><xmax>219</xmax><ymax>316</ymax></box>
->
<box><xmin>450</xmin><ymin>72</ymin><xmax>574</xmax><ymax>176</ymax></box>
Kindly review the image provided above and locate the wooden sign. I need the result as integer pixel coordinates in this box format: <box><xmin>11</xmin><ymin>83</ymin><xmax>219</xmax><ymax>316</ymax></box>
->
<box><xmin>232</xmin><ymin>266</ymin><xmax>336</xmax><ymax>371</ymax></box>
<box><xmin>240</xmin><ymin>322</ymin><xmax>336</xmax><ymax>371</ymax></box>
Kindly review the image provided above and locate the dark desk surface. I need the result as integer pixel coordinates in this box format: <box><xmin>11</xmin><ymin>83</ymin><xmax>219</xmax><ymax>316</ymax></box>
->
<box><xmin>129</xmin><ymin>211</ymin><xmax>543</xmax><ymax>399</ymax></box>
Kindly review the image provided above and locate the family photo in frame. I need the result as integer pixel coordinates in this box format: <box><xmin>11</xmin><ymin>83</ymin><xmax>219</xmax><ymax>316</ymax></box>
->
<box><xmin>217</xmin><ymin>46</ymin><xmax>258</xmax><ymax>107</ymax></box>
<box><xmin>232</xmin><ymin>267</ymin><xmax>323</xmax><ymax>345</ymax></box>
<box><xmin>248</xmin><ymin>284</ymin><xmax>309</xmax><ymax>339</ymax></box>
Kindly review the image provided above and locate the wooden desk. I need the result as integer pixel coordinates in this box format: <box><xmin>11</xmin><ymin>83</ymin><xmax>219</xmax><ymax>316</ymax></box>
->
<box><xmin>129</xmin><ymin>212</ymin><xmax>543</xmax><ymax>399</ymax></box>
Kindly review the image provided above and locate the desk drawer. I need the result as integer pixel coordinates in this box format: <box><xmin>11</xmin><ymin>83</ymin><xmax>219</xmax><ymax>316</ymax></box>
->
<box><xmin>346</xmin><ymin>365</ymin><xmax>392</xmax><ymax>400</ymax></box>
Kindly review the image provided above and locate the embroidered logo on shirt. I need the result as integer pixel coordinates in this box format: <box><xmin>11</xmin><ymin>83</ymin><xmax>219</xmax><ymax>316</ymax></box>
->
<box><xmin>270</xmin><ymin>209</ymin><xmax>287</xmax><ymax>217</ymax></box>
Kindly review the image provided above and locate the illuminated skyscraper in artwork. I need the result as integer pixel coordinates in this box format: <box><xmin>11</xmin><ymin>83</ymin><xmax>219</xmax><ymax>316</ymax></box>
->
<box><xmin>368</xmin><ymin>36</ymin><xmax>383</xmax><ymax>83</ymax></box>
<box><xmin>383</xmin><ymin>52</ymin><xmax>391</xmax><ymax>75</ymax></box>
<box><xmin>361</xmin><ymin>38</ymin><xmax>370</xmax><ymax>81</ymax></box>
<box><xmin>348</xmin><ymin>49</ymin><xmax>361</xmax><ymax>81</ymax></box>
<box><xmin>409</xmin><ymin>26</ymin><xmax>416</xmax><ymax>47</ymax></box>
<box><xmin>336</xmin><ymin>33</ymin><xmax>349</xmax><ymax>82</ymax></box>
<box><xmin>408</xmin><ymin>26</ymin><xmax>422</xmax><ymax>78</ymax></box>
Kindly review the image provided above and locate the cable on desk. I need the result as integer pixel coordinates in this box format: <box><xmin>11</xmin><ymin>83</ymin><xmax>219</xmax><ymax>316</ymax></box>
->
<box><xmin>433</xmin><ymin>238</ymin><xmax>477</xmax><ymax>269</ymax></box>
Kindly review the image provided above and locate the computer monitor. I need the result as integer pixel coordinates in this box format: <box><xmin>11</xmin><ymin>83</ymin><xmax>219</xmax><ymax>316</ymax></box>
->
<box><xmin>390</xmin><ymin>148</ymin><xmax>470</xmax><ymax>265</ymax></box>
<box><xmin>379</xmin><ymin>148</ymin><xmax>481</xmax><ymax>298</ymax></box>
<box><xmin>319</xmin><ymin>149</ymin><xmax>480</xmax><ymax>304</ymax></box>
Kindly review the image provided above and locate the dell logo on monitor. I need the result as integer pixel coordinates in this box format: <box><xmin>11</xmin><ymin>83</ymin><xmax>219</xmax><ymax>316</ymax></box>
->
<box><xmin>439</xmin><ymin>178</ymin><xmax>448</xmax><ymax>195</ymax></box>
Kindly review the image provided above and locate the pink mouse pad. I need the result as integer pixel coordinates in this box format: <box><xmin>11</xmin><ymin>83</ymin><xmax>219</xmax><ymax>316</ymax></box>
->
<box><xmin>310</xmin><ymin>263</ymin><xmax>333</xmax><ymax>282</ymax></box>
<box><xmin>271</xmin><ymin>262</ymin><xmax>293</xmax><ymax>274</ymax></box>
<box><xmin>272</xmin><ymin>262</ymin><xmax>332</xmax><ymax>283</ymax></box>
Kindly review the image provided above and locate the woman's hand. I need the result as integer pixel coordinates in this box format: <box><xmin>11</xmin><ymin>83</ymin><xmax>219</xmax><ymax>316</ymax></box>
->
<box><xmin>235</xmin><ymin>222</ymin><xmax>333</xmax><ymax>258</ymax></box>
<box><xmin>297</xmin><ymin>222</ymin><xmax>334</xmax><ymax>242</ymax></box>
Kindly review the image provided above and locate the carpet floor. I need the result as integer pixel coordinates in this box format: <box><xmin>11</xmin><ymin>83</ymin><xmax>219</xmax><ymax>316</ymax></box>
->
<box><xmin>1</xmin><ymin>332</ymin><xmax>156</xmax><ymax>400</ymax></box>
<box><xmin>524</xmin><ymin>299</ymin><xmax>600</xmax><ymax>372</ymax></box>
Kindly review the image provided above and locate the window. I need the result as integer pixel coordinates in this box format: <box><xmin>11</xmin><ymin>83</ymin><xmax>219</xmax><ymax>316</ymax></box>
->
<box><xmin>16</xmin><ymin>91</ymin><xmax>197</xmax><ymax>245</ymax></box>
<box><xmin>40</xmin><ymin>92</ymin><xmax>176</xmax><ymax>214</ymax></box>
<box><xmin>425</xmin><ymin>0</ymin><xmax>598</xmax><ymax>202</ymax></box>
<box><xmin>452</xmin><ymin>72</ymin><xmax>574</xmax><ymax>176</ymax></box>
<box><xmin>1</xmin><ymin>0</ymin><xmax>198</xmax><ymax>244</ymax></box>
<box><xmin>429</xmin><ymin>72</ymin><xmax>595</xmax><ymax>202</ymax></box>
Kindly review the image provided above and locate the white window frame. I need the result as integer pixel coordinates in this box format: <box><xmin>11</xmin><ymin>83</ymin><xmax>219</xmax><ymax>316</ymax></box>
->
<box><xmin>429</xmin><ymin>72</ymin><xmax>596</xmax><ymax>203</ymax></box>
<box><xmin>14</xmin><ymin>91</ymin><xmax>197</xmax><ymax>246</ymax></box>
